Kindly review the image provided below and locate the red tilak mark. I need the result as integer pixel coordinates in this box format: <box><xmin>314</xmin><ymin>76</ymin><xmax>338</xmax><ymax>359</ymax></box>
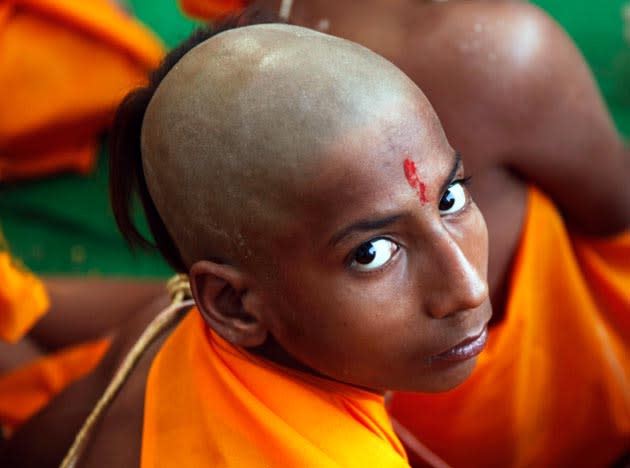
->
<box><xmin>403</xmin><ymin>158</ymin><xmax>429</xmax><ymax>203</ymax></box>
<box><xmin>419</xmin><ymin>182</ymin><xmax>428</xmax><ymax>202</ymax></box>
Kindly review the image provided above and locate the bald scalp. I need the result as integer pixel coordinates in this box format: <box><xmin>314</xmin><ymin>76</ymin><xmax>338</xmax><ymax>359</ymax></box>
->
<box><xmin>141</xmin><ymin>24</ymin><xmax>418</xmax><ymax>266</ymax></box>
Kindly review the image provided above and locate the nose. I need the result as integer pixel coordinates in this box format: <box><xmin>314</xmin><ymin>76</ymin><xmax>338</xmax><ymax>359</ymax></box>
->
<box><xmin>421</xmin><ymin>230</ymin><xmax>488</xmax><ymax>319</ymax></box>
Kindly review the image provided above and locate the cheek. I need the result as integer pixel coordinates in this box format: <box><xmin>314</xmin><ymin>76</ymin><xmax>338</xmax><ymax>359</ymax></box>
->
<box><xmin>260</xmin><ymin>265</ymin><xmax>335</xmax><ymax>339</ymax></box>
<box><xmin>454</xmin><ymin>203</ymin><xmax>489</xmax><ymax>275</ymax></box>
<box><xmin>268</xmin><ymin>271</ymin><xmax>362</xmax><ymax>340</ymax></box>
<box><xmin>263</xmin><ymin>260</ymin><xmax>417</xmax><ymax>357</ymax></box>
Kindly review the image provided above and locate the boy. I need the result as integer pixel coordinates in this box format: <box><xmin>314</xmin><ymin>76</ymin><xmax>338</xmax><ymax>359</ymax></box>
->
<box><xmin>180</xmin><ymin>2</ymin><xmax>630</xmax><ymax>465</ymax></box>
<box><xmin>4</xmin><ymin>18</ymin><xmax>491</xmax><ymax>467</ymax></box>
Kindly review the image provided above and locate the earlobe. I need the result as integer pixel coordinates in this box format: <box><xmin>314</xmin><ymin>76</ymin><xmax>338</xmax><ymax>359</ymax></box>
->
<box><xmin>189</xmin><ymin>261</ymin><xmax>268</xmax><ymax>347</ymax></box>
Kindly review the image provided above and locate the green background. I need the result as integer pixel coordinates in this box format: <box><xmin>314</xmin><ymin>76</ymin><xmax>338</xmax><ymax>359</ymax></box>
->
<box><xmin>1</xmin><ymin>0</ymin><xmax>628</xmax><ymax>277</ymax></box>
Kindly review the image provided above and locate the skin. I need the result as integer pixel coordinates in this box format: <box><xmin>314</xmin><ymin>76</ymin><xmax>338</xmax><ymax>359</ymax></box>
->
<box><xmin>0</xmin><ymin>278</ymin><xmax>165</xmax><ymax>373</ymax></box>
<box><xmin>33</xmin><ymin>278</ymin><xmax>165</xmax><ymax>350</ymax></box>
<box><xmin>3</xmin><ymin>24</ymin><xmax>491</xmax><ymax>466</ymax></box>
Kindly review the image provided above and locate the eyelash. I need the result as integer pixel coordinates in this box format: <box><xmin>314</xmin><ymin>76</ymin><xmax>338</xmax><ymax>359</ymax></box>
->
<box><xmin>344</xmin><ymin>177</ymin><xmax>472</xmax><ymax>273</ymax></box>
<box><xmin>450</xmin><ymin>176</ymin><xmax>472</xmax><ymax>189</ymax></box>
<box><xmin>346</xmin><ymin>236</ymin><xmax>401</xmax><ymax>274</ymax></box>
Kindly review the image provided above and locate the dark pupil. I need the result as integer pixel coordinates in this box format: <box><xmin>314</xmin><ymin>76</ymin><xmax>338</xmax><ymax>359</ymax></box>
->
<box><xmin>439</xmin><ymin>188</ymin><xmax>455</xmax><ymax>211</ymax></box>
<box><xmin>355</xmin><ymin>242</ymin><xmax>377</xmax><ymax>265</ymax></box>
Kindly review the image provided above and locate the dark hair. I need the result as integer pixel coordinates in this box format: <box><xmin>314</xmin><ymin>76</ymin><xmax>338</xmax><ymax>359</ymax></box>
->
<box><xmin>109</xmin><ymin>10</ymin><xmax>281</xmax><ymax>272</ymax></box>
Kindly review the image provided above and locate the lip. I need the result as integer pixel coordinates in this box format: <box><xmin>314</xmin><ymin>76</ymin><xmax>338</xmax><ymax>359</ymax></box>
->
<box><xmin>430</xmin><ymin>326</ymin><xmax>488</xmax><ymax>363</ymax></box>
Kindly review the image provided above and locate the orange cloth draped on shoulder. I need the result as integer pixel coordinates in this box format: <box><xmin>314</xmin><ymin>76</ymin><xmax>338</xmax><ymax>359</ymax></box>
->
<box><xmin>178</xmin><ymin>0</ymin><xmax>247</xmax><ymax>21</ymax></box>
<box><xmin>0</xmin><ymin>252</ymin><xmax>49</xmax><ymax>343</ymax></box>
<box><xmin>142</xmin><ymin>309</ymin><xmax>409</xmax><ymax>468</ymax></box>
<box><xmin>389</xmin><ymin>187</ymin><xmax>630</xmax><ymax>468</ymax></box>
<box><xmin>0</xmin><ymin>0</ymin><xmax>164</xmax><ymax>181</ymax></box>
<box><xmin>0</xmin><ymin>337</ymin><xmax>110</xmax><ymax>436</ymax></box>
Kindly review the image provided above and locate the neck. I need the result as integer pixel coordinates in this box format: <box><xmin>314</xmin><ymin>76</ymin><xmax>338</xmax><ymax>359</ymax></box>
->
<box><xmin>249</xmin><ymin>334</ymin><xmax>385</xmax><ymax>396</ymax></box>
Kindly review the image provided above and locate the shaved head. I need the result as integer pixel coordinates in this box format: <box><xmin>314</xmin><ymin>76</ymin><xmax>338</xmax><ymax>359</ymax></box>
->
<box><xmin>141</xmin><ymin>24</ymin><xmax>424</xmax><ymax>266</ymax></box>
<box><xmin>114</xmin><ymin>21</ymin><xmax>491</xmax><ymax>394</ymax></box>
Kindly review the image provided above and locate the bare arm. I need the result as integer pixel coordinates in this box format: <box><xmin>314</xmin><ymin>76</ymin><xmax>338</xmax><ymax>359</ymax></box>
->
<box><xmin>29</xmin><ymin>277</ymin><xmax>166</xmax><ymax>351</ymax></box>
<box><xmin>497</xmin><ymin>3</ymin><xmax>629</xmax><ymax>234</ymax></box>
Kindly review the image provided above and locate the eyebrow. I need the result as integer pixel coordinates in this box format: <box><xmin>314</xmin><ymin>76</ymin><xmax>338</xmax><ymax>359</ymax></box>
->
<box><xmin>329</xmin><ymin>213</ymin><xmax>405</xmax><ymax>247</ymax></box>
<box><xmin>328</xmin><ymin>152</ymin><xmax>463</xmax><ymax>247</ymax></box>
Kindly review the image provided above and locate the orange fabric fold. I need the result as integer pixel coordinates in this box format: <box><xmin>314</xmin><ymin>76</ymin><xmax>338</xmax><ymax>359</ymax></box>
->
<box><xmin>389</xmin><ymin>187</ymin><xmax>630</xmax><ymax>467</ymax></box>
<box><xmin>0</xmin><ymin>0</ymin><xmax>164</xmax><ymax>181</ymax></box>
<box><xmin>142</xmin><ymin>309</ymin><xmax>409</xmax><ymax>467</ymax></box>
<box><xmin>178</xmin><ymin>0</ymin><xmax>247</xmax><ymax>21</ymax></box>
<box><xmin>0</xmin><ymin>337</ymin><xmax>110</xmax><ymax>436</ymax></box>
<box><xmin>0</xmin><ymin>252</ymin><xmax>49</xmax><ymax>343</ymax></box>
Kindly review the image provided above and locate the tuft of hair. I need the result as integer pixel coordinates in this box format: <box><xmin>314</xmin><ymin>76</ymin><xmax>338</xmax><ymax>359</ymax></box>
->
<box><xmin>109</xmin><ymin>8</ymin><xmax>281</xmax><ymax>273</ymax></box>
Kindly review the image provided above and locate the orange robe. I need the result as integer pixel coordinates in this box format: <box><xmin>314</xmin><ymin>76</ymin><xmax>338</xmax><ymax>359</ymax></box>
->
<box><xmin>0</xmin><ymin>338</ymin><xmax>109</xmax><ymax>436</ymax></box>
<box><xmin>142</xmin><ymin>309</ymin><xmax>409</xmax><ymax>467</ymax></box>
<box><xmin>389</xmin><ymin>187</ymin><xmax>630</xmax><ymax>467</ymax></box>
<box><xmin>0</xmin><ymin>252</ymin><xmax>48</xmax><ymax>343</ymax></box>
<box><xmin>178</xmin><ymin>0</ymin><xmax>247</xmax><ymax>21</ymax></box>
<box><xmin>0</xmin><ymin>0</ymin><xmax>164</xmax><ymax>181</ymax></box>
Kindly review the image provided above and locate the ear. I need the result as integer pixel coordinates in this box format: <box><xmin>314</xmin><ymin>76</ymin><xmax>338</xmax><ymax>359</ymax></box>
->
<box><xmin>189</xmin><ymin>260</ymin><xmax>268</xmax><ymax>347</ymax></box>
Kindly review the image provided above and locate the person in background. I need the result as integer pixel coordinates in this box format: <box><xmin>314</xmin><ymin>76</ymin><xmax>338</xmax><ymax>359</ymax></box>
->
<box><xmin>0</xmin><ymin>0</ymin><xmax>166</xmax><ymax>438</ymax></box>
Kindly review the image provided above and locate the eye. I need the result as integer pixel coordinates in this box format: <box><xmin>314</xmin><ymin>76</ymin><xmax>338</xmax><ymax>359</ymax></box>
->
<box><xmin>350</xmin><ymin>238</ymin><xmax>399</xmax><ymax>272</ymax></box>
<box><xmin>439</xmin><ymin>181</ymin><xmax>467</xmax><ymax>215</ymax></box>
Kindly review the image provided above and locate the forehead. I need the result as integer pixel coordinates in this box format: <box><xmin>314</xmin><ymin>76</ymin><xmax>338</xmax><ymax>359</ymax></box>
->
<box><xmin>268</xmin><ymin>94</ymin><xmax>454</xmax><ymax>242</ymax></box>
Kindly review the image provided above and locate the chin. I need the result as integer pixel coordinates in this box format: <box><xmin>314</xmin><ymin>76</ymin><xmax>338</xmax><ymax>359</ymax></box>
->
<box><xmin>405</xmin><ymin>356</ymin><xmax>479</xmax><ymax>394</ymax></box>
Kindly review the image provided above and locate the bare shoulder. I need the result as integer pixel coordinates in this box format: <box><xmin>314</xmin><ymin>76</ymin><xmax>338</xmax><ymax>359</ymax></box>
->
<box><xmin>403</xmin><ymin>1</ymin><xmax>628</xmax><ymax>234</ymax></box>
<box><xmin>401</xmin><ymin>1</ymin><xmax>603</xmax><ymax>148</ymax></box>
<box><xmin>429</xmin><ymin>1</ymin><xmax>615</xmax><ymax>138</ymax></box>
<box><xmin>405</xmin><ymin>1</ymin><xmax>586</xmax><ymax>83</ymax></box>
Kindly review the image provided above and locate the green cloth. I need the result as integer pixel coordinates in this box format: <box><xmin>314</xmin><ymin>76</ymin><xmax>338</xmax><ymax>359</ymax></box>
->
<box><xmin>0</xmin><ymin>0</ymin><xmax>627</xmax><ymax>276</ymax></box>
<box><xmin>531</xmin><ymin>0</ymin><xmax>630</xmax><ymax>137</ymax></box>
<box><xmin>0</xmin><ymin>146</ymin><xmax>172</xmax><ymax>276</ymax></box>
